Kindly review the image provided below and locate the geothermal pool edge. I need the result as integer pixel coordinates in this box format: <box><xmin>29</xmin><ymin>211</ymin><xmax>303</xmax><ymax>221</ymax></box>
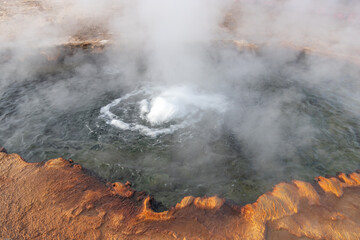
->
<box><xmin>0</xmin><ymin>151</ymin><xmax>359</xmax><ymax>240</ymax></box>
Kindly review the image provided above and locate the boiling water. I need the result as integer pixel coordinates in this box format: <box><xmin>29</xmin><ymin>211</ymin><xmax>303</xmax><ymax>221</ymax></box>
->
<box><xmin>1</xmin><ymin>50</ymin><xmax>360</xmax><ymax>207</ymax></box>
<box><xmin>100</xmin><ymin>86</ymin><xmax>227</xmax><ymax>137</ymax></box>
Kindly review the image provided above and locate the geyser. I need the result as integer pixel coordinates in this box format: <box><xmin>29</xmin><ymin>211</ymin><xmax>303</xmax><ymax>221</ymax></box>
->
<box><xmin>100</xmin><ymin>85</ymin><xmax>227</xmax><ymax>137</ymax></box>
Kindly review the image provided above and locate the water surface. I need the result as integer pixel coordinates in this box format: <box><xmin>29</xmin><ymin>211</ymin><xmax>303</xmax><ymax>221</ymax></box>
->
<box><xmin>1</xmin><ymin>47</ymin><xmax>360</xmax><ymax>207</ymax></box>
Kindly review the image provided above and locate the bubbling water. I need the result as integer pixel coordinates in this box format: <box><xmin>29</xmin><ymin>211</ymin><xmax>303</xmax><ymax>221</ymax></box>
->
<box><xmin>100</xmin><ymin>85</ymin><xmax>227</xmax><ymax>137</ymax></box>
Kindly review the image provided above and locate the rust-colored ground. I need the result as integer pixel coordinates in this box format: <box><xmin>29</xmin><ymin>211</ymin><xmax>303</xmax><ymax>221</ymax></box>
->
<box><xmin>1</xmin><ymin>152</ymin><xmax>360</xmax><ymax>240</ymax></box>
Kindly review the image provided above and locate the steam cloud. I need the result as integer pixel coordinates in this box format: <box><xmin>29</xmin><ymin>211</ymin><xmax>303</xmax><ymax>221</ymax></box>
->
<box><xmin>1</xmin><ymin>0</ymin><xmax>360</xmax><ymax>204</ymax></box>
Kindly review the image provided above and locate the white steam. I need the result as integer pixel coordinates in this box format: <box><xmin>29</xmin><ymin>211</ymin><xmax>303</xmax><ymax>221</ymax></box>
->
<box><xmin>1</xmin><ymin>0</ymin><xmax>360</xmax><ymax>181</ymax></box>
<box><xmin>140</xmin><ymin>86</ymin><xmax>227</xmax><ymax>125</ymax></box>
<box><xmin>100</xmin><ymin>86</ymin><xmax>227</xmax><ymax>137</ymax></box>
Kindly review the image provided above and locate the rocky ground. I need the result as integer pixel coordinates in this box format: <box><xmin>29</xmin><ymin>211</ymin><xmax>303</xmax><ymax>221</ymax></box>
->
<box><xmin>0</xmin><ymin>151</ymin><xmax>359</xmax><ymax>239</ymax></box>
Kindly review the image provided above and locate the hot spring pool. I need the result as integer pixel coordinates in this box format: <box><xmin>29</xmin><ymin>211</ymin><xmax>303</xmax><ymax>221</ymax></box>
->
<box><xmin>1</xmin><ymin>47</ymin><xmax>360</xmax><ymax>207</ymax></box>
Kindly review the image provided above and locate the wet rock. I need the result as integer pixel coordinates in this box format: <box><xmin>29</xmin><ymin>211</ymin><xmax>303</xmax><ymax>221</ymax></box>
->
<box><xmin>0</xmin><ymin>145</ymin><xmax>7</xmax><ymax>153</ymax></box>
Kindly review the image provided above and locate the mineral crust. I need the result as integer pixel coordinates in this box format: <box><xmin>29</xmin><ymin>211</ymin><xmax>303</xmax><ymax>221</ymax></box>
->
<box><xmin>0</xmin><ymin>152</ymin><xmax>360</xmax><ymax>240</ymax></box>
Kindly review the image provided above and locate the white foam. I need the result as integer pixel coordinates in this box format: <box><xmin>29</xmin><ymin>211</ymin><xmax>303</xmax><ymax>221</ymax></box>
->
<box><xmin>146</xmin><ymin>96</ymin><xmax>178</xmax><ymax>125</ymax></box>
<box><xmin>110</xmin><ymin>119</ymin><xmax>130</xmax><ymax>130</ymax></box>
<box><xmin>142</xmin><ymin>86</ymin><xmax>227</xmax><ymax>125</ymax></box>
<box><xmin>99</xmin><ymin>86</ymin><xmax>227</xmax><ymax>137</ymax></box>
<box><xmin>139</xmin><ymin>99</ymin><xmax>150</xmax><ymax>119</ymax></box>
